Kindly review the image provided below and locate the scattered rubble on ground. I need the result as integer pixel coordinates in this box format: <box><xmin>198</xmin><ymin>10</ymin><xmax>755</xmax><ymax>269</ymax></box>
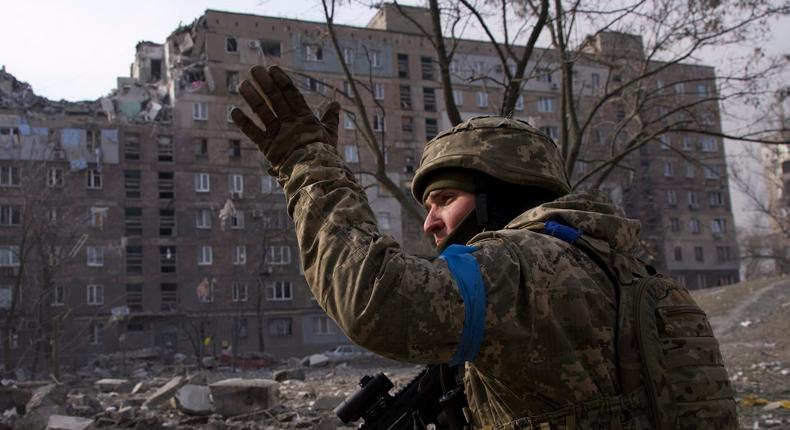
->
<box><xmin>0</xmin><ymin>277</ymin><xmax>786</xmax><ymax>429</ymax></box>
<box><xmin>0</xmin><ymin>350</ymin><xmax>412</xmax><ymax>429</ymax></box>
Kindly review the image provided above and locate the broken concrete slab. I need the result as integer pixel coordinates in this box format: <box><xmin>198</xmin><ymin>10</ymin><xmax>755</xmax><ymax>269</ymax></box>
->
<box><xmin>142</xmin><ymin>374</ymin><xmax>192</xmax><ymax>409</ymax></box>
<box><xmin>273</xmin><ymin>368</ymin><xmax>305</xmax><ymax>382</ymax></box>
<box><xmin>46</xmin><ymin>415</ymin><xmax>94</xmax><ymax>430</ymax></box>
<box><xmin>130</xmin><ymin>381</ymin><xmax>148</xmax><ymax>395</ymax></box>
<box><xmin>117</xmin><ymin>406</ymin><xmax>134</xmax><ymax>421</ymax></box>
<box><xmin>66</xmin><ymin>393</ymin><xmax>102</xmax><ymax>416</ymax></box>
<box><xmin>174</xmin><ymin>384</ymin><xmax>212</xmax><ymax>416</ymax></box>
<box><xmin>94</xmin><ymin>379</ymin><xmax>132</xmax><ymax>393</ymax></box>
<box><xmin>308</xmin><ymin>354</ymin><xmax>329</xmax><ymax>368</ymax></box>
<box><xmin>26</xmin><ymin>384</ymin><xmax>67</xmax><ymax>412</ymax></box>
<box><xmin>209</xmin><ymin>378</ymin><xmax>279</xmax><ymax>417</ymax></box>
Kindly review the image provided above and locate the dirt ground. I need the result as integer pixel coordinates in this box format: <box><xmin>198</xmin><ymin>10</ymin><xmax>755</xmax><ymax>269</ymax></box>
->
<box><xmin>691</xmin><ymin>275</ymin><xmax>790</xmax><ymax>429</ymax></box>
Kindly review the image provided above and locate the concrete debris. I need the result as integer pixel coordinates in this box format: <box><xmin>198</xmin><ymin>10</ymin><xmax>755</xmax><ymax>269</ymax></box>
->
<box><xmin>117</xmin><ymin>405</ymin><xmax>134</xmax><ymax>420</ymax></box>
<box><xmin>273</xmin><ymin>368</ymin><xmax>306</xmax><ymax>382</ymax></box>
<box><xmin>15</xmin><ymin>384</ymin><xmax>68</xmax><ymax>430</ymax></box>
<box><xmin>209</xmin><ymin>378</ymin><xmax>279</xmax><ymax>417</ymax></box>
<box><xmin>0</xmin><ymin>356</ymin><xmax>430</xmax><ymax>429</ymax></box>
<box><xmin>174</xmin><ymin>384</ymin><xmax>212</xmax><ymax>416</ymax></box>
<box><xmin>131</xmin><ymin>381</ymin><xmax>148</xmax><ymax>395</ymax></box>
<box><xmin>142</xmin><ymin>374</ymin><xmax>193</xmax><ymax>409</ymax></box>
<box><xmin>218</xmin><ymin>199</ymin><xmax>237</xmax><ymax>232</ymax></box>
<box><xmin>0</xmin><ymin>68</ymin><xmax>102</xmax><ymax>116</ymax></box>
<box><xmin>0</xmin><ymin>385</ymin><xmax>31</xmax><ymax>415</ymax></box>
<box><xmin>26</xmin><ymin>383</ymin><xmax>67</xmax><ymax>412</ymax></box>
<box><xmin>65</xmin><ymin>393</ymin><xmax>101</xmax><ymax>416</ymax></box>
<box><xmin>94</xmin><ymin>379</ymin><xmax>132</xmax><ymax>393</ymax></box>
<box><xmin>45</xmin><ymin>415</ymin><xmax>94</xmax><ymax>430</ymax></box>
<box><xmin>307</xmin><ymin>354</ymin><xmax>330</xmax><ymax>368</ymax></box>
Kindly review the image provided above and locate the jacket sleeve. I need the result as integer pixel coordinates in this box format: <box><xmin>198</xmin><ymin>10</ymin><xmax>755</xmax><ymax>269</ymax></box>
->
<box><xmin>276</xmin><ymin>142</ymin><xmax>470</xmax><ymax>363</ymax></box>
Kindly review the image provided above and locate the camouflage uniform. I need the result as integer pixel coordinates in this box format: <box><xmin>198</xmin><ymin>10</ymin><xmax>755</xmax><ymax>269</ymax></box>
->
<box><xmin>232</xmin><ymin>68</ymin><xmax>734</xmax><ymax>429</ymax></box>
<box><xmin>274</xmin><ymin>126</ymin><xmax>641</xmax><ymax>429</ymax></box>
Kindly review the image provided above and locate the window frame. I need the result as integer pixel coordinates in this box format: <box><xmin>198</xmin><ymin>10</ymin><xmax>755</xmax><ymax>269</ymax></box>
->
<box><xmin>266</xmin><ymin>281</ymin><xmax>293</xmax><ymax>301</ymax></box>
<box><xmin>0</xmin><ymin>166</ymin><xmax>20</xmax><ymax>187</ymax></box>
<box><xmin>198</xmin><ymin>246</ymin><xmax>213</xmax><ymax>266</ymax></box>
<box><xmin>47</xmin><ymin>168</ymin><xmax>64</xmax><ymax>188</ymax></box>
<box><xmin>233</xmin><ymin>244</ymin><xmax>247</xmax><ymax>265</ymax></box>
<box><xmin>267</xmin><ymin>245</ymin><xmax>291</xmax><ymax>265</ymax></box>
<box><xmin>196</xmin><ymin>208</ymin><xmax>212</xmax><ymax>229</ymax></box>
<box><xmin>51</xmin><ymin>285</ymin><xmax>65</xmax><ymax>306</ymax></box>
<box><xmin>537</xmin><ymin>97</ymin><xmax>556</xmax><ymax>113</ymax></box>
<box><xmin>87</xmin><ymin>284</ymin><xmax>104</xmax><ymax>305</ymax></box>
<box><xmin>86</xmin><ymin>246</ymin><xmax>105</xmax><ymax>267</ymax></box>
<box><xmin>225</xmin><ymin>36</ymin><xmax>238</xmax><ymax>53</ymax></box>
<box><xmin>195</xmin><ymin>173</ymin><xmax>210</xmax><ymax>192</ymax></box>
<box><xmin>193</xmin><ymin>102</ymin><xmax>209</xmax><ymax>121</ymax></box>
<box><xmin>232</xmin><ymin>282</ymin><xmax>248</xmax><ymax>302</ymax></box>
<box><xmin>476</xmin><ymin>91</ymin><xmax>489</xmax><ymax>108</ymax></box>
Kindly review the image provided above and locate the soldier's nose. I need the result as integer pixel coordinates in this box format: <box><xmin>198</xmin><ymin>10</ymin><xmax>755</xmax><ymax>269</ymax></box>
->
<box><xmin>423</xmin><ymin>210</ymin><xmax>444</xmax><ymax>236</ymax></box>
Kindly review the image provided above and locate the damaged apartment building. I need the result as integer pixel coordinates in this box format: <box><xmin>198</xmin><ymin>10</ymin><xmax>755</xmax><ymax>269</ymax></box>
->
<box><xmin>0</xmin><ymin>5</ymin><xmax>741</xmax><ymax>368</ymax></box>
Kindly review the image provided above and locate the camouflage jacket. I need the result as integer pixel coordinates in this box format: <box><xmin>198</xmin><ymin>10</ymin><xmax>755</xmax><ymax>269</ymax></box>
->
<box><xmin>278</xmin><ymin>142</ymin><xmax>643</xmax><ymax>429</ymax></box>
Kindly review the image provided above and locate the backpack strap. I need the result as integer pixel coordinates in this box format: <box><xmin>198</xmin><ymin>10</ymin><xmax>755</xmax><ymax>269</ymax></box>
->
<box><xmin>498</xmin><ymin>387</ymin><xmax>648</xmax><ymax>430</ymax></box>
<box><xmin>542</xmin><ymin>219</ymin><xmax>620</xmax><ymax>290</ymax></box>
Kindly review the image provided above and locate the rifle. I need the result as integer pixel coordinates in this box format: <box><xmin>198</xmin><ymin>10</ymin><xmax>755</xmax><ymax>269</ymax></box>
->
<box><xmin>334</xmin><ymin>364</ymin><xmax>469</xmax><ymax>430</ymax></box>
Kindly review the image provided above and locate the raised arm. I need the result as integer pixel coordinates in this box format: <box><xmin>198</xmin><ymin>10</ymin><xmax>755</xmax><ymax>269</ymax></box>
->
<box><xmin>231</xmin><ymin>66</ymin><xmax>476</xmax><ymax>362</ymax></box>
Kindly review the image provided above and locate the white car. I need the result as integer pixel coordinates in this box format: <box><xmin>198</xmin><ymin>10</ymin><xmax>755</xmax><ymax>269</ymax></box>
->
<box><xmin>325</xmin><ymin>345</ymin><xmax>372</xmax><ymax>361</ymax></box>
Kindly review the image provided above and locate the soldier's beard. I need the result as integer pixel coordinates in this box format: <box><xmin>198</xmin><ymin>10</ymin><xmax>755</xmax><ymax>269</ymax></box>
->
<box><xmin>435</xmin><ymin>211</ymin><xmax>483</xmax><ymax>254</ymax></box>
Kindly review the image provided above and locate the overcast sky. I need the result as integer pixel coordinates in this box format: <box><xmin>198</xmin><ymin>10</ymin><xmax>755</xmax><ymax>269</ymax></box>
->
<box><xmin>2</xmin><ymin>0</ymin><xmax>788</xmax><ymax>230</ymax></box>
<box><xmin>0</xmin><ymin>0</ymin><xmax>396</xmax><ymax>101</ymax></box>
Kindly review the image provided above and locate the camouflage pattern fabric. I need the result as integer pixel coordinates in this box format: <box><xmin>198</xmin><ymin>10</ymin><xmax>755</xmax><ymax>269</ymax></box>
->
<box><xmin>277</xmin><ymin>141</ymin><xmax>644</xmax><ymax>428</ymax></box>
<box><xmin>234</xmin><ymin>69</ymin><xmax>735</xmax><ymax>428</ymax></box>
<box><xmin>412</xmin><ymin>116</ymin><xmax>572</xmax><ymax>203</ymax></box>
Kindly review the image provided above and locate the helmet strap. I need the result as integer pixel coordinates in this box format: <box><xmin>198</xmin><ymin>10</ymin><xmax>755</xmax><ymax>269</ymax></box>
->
<box><xmin>474</xmin><ymin>176</ymin><xmax>490</xmax><ymax>228</ymax></box>
<box><xmin>435</xmin><ymin>210</ymin><xmax>483</xmax><ymax>253</ymax></box>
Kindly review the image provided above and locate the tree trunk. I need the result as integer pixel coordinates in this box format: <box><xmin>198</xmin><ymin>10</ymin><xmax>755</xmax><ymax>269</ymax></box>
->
<box><xmin>50</xmin><ymin>317</ymin><xmax>60</xmax><ymax>381</ymax></box>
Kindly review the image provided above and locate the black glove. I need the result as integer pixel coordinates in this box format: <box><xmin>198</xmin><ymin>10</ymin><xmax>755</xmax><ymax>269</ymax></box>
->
<box><xmin>231</xmin><ymin>65</ymin><xmax>340</xmax><ymax>171</ymax></box>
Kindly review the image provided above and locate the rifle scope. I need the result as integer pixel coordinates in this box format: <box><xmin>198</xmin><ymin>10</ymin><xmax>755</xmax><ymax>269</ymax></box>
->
<box><xmin>334</xmin><ymin>373</ymin><xmax>394</xmax><ymax>424</ymax></box>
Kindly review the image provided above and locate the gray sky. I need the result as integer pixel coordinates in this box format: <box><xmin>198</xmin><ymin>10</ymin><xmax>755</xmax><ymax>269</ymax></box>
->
<box><xmin>0</xmin><ymin>0</ymin><xmax>393</xmax><ymax>101</ymax></box>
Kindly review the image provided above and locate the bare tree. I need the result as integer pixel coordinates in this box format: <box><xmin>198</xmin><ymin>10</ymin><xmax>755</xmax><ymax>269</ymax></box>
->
<box><xmin>405</xmin><ymin>0</ymin><xmax>789</xmax><ymax>186</ymax></box>
<box><xmin>393</xmin><ymin>0</ymin><xmax>550</xmax><ymax>122</ymax></box>
<box><xmin>543</xmin><ymin>0</ymin><xmax>789</xmax><ymax>185</ymax></box>
<box><xmin>729</xmin><ymin>95</ymin><xmax>790</xmax><ymax>277</ymax></box>
<box><xmin>316</xmin><ymin>0</ymin><xmax>427</xmax><ymax>231</ymax></box>
<box><xmin>1</xmin><ymin>145</ymin><xmax>91</xmax><ymax>379</ymax></box>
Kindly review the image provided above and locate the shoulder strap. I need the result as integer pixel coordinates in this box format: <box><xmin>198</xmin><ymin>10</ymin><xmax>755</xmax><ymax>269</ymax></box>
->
<box><xmin>542</xmin><ymin>219</ymin><xmax>620</xmax><ymax>289</ymax></box>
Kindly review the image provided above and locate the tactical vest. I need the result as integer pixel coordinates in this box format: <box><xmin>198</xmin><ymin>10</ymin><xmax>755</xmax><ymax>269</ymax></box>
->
<box><xmin>501</xmin><ymin>221</ymin><xmax>738</xmax><ymax>430</ymax></box>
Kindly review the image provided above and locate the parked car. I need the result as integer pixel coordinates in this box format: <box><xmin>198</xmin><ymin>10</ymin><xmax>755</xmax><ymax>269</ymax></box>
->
<box><xmin>325</xmin><ymin>345</ymin><xmax>372</xmax><ymax>362</ymax></box>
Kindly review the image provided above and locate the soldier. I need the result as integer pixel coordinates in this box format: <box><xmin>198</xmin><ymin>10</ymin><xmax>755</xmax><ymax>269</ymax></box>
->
<box><xmin>231</xmin><ymin>66</ymin><xmax>736</xmax><ymax>429</ymax></box>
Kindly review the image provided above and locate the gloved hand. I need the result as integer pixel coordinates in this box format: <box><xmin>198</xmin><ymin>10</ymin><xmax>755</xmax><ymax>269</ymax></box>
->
<box><xmin>231</xmin><ymin>65</ymin><xmax>340</xmax><ymax>171</ymax></box>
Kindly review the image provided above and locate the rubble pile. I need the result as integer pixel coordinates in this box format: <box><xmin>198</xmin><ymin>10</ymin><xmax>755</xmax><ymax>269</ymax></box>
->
<box><xmin>0</xmin><ymin>67</ymin><xmax>102</xmax><ymax>117</ymax></box>
<box><xmin>0</xmin><ymin>277</ymin><xmax>785</xmax><ymax>429</ymax></box>
<box><xmin>0</xmin><ymin>352</ymin><xmax>416</xmax><ymax>429</ymax></box>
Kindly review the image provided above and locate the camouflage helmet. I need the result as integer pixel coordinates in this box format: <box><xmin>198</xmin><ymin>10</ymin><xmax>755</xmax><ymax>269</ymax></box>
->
<box><xmin>411</xmin><ymin>116</ymin><xmax>572</xmax><ymax>203</ymax></box>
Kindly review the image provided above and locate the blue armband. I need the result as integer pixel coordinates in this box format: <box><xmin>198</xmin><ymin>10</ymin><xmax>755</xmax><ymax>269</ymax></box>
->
<box><xmin>544</xmin><ymin>219</ymin><xmax>582</xmax><ymax>243</ymax></box>
<box><xmin>440</xmin><ymin>244</ymin><xmax>486</xmax><ymax>366</ymax></box>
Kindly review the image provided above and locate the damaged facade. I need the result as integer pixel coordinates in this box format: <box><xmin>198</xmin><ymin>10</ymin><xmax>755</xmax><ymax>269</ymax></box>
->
<box><xmin>0</xmin><ymin>6</ymin><xmax>740</xmax><ymax>372</ymax></box>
